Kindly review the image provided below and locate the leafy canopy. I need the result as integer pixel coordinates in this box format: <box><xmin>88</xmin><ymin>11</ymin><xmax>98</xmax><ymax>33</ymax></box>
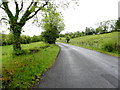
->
<box><xmin>41</xmin><ymin>3</ymin><xmax>65</xmax><ymax>44</ymax></box>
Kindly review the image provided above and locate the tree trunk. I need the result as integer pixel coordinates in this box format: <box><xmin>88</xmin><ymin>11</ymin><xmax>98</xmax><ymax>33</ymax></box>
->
<box><xmin>11</xmin><ymin>25</ymin><xmax>22</xmax><ymax>54</ymax></box>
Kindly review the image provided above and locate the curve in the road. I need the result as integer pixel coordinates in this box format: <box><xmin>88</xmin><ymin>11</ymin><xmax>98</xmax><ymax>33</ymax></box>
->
<box><xmin>33</xmin><ymin>43</ymin><xmax>119</xmax><ymax>88</ymax></box>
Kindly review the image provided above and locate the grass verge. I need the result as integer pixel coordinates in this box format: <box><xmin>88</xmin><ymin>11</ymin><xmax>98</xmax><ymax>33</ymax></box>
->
<box><xmin>1</xmin><ymin>42</ymin><xmax>60</xmax><ymax>88</ymax></box>
<box><xmin>57</xmin><ymin>32</ymin><xmax>120</xmax><ymax>57</ymax></box>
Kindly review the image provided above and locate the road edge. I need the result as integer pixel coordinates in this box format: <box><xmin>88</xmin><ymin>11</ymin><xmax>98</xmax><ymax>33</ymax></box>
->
<box><xmin>31</xmin><ymin>44</ymin><xmax>61</xmax><ymax>89</ymax></box>
<box><xmin>58</xmin><ymin>42</ymin><xmax>120</xmax><ymax>58</ymax></box>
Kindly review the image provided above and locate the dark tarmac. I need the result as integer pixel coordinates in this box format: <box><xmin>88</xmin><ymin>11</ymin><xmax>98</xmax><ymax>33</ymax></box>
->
<box><xmin>33</xmin><ymin>43</ymin><xmax>119</xmax><ymax>88</ymax></box>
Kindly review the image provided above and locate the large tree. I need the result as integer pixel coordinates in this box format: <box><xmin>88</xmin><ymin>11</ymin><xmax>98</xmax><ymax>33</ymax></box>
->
<box><xmin>0</xmin><ymin>0</ymin><xmax>49</xmax><ymax>54</ymax></box>
<box><xmin>0</xmin><ymin>0</ymin><xmax>79</xmax><ymax>54</ymax></box>
<box><xmin>41</xmin><ymin>3</ymin><xmax>65</xmax><ymax>44</ymax></box>
<box><xmin>95</xmin><ymin>20</ymin><xmax>117</xmax><ymax>34</ymax></box>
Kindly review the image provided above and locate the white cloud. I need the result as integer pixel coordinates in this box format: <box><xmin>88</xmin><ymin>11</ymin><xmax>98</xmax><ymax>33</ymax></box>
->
<box><xmin>22</xmin><ymin>21</ymin><xmax>43</xmax><ymax>37</ymax></box>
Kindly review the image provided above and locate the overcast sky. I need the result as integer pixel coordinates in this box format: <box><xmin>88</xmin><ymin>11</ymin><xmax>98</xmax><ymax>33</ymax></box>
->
<box><xmin>61</xmin><ymin>0</ymin><xmax>119</xmax><ymax>34</ymax></box>
<box><xmin>0</xmin><ymin>0</ymin><xmax>119</xmax><ymax>36</ymax></box>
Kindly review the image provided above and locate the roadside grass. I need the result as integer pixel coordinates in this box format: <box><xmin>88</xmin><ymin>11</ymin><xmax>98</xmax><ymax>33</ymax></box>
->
<box><xmin>57</xmin><ymin>32</ymin><xmax>120</xmax><ymax>57</ymax></box>
<box><xmin>1</xmin><ymin>42</ymin><xmax>60</xmax><ymax>88</ymax></box>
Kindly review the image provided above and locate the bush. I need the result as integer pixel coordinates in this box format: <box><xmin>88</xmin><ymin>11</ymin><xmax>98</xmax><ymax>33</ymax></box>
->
<box><xmin>1</xmin><ymin>34</ymin><xmax>43</xmax><ymax>46</ymax></box>
<box><xmin>1</xmin><ymin>33</ymin><xmax>13</xmax><ymax>46</ymax></box>
<box><xmin>103</xmin><ymin>44</ymin><xmax>113</xmax><ymax>52</ymax></box>
<box><xmin>41</xmin><ymin>30</ymin><xmax>58</xmax><ymax>44</ymax></box>
<box><xmin>2</xmin><ymin>40</ymin><xmax>7</xmax><ymax>46</ymax></box>
<box><xmin>31</xmin><ymin>35</ymin><xmax>42</xmax><ymax>42</ymax></box>
<box><xmin>21</xmin><ymin>35</ymin><xmax>31</xmax><ymax>44</ymax></box>
<box><xmin>66</xmin><ymin>35</ymin><xmax>70</xmax><ymax>43</ymax></box>
<box><xmin>13</xmin><ymin>49</ymin><xmax>29</xmax><ymax>56</ymax></box>
<box><xmin>102</xmin><ymin>40</ymin><xmax>116</xmax><ymax>52</ymax></box>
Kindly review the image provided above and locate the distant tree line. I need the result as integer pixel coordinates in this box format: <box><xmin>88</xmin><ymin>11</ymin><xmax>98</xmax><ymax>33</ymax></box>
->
<box><xmin>1</xmin><ymin>19</ymin><xmax>119</xmax><ymax>46</ymax></box>
<box><xmin>59</xmin><ymin>19</ymin><xmax>120</xmax><ymax>39</ymax></box>
<box><xmin>1</xmin><ymin>33</ymin><xmax>43</xmax><ymax>46</ymax></box>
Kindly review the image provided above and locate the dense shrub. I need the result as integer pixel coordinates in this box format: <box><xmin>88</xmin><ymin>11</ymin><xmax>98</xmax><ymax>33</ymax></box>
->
<box><xmin>41</xmin><ymin>30</ymin><xmax>59</xmax><ymax>44</ymax></box>
<box><xmin>102</xmin><ymin>42</ymin><xmax>114</xmax><ymax>52</ymax></box>
<box><xmin>1</xmin><ymin>33</ymin><xmax>13</xmax><ymax>46</ymax></box>
<box><xmin>31</xmin><ymin>35</ymin><xmax>43</xmax><ymax>42</ymax></box>
<box><xmin>66</xmin><ymin>35</ymin><xmax>70</xmax><ymax>43</ymax></box>
<box><xmin>101</xmin><ymin>38</ymin><xmax>120</xmax><ymax>52</ymax></box>
<box><xmin>13</xmin><ymin>49</ymin><xmax>29</xmax><ymax>56</ymax></box>
<box><xmin>20</xmin><ymin>35</ymin><xmax>31</xmax><ymax>44</ymax></box>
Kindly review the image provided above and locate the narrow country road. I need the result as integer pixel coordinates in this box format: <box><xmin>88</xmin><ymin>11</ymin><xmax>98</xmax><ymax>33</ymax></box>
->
<box><xmin>33</xmin><ymin>43</ymin><xmax>119</xmax><ymax>88</ymax></box>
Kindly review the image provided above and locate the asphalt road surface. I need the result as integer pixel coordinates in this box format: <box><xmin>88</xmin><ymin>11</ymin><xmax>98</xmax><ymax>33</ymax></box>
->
<box><xmin>34</xmin><ymin>43</ymin><xmax>119</xmax><ymax>88</ymax></box>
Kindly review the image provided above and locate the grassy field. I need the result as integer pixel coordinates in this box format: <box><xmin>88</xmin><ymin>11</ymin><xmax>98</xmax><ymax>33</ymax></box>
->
<box><xmin>1</xmin><ymin>42</ymin><xmax>60</xmax><ymax>88</ymax></box>
<box><xmin>57</xmin><ymin>32</ymin><xmax>120</xmax><ymax>57</ymax></box>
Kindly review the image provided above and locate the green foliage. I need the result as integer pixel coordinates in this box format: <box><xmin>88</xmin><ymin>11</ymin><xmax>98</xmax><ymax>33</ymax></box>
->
<box><xmin>95</xmin><ymin>20</ymin><xmax>117</xmax><ymax>34</ymax></box>
<box><xmin>2</xmin><ymin>42</ymin><xmax>60</xmax><ymax>88</ymax></box>
<box><xmin>59</xmin><ymin>34</ymin><xmax>65</xmax><ymax>37</ymax></box>
<box><xmin>13</xmin><ymin>49</ymin><xmax>29</xmax><ymax>56</ymax></box>
<box><xmin>58</xmin><ymin>20</ymin><xmax>117</xmax><ymax>40</ymax></box>
<box><xmin>115</xmin><ymin>17</ymin><xmax>120</xmax><ymax>31</ymax></box>
<box><xmin>1</xmin><ymin>1</ymin><xmax>49</xmax><ymax>53</ymax></box>
<box><xmin>29</xmin><ymin>6</ymin><xmax>38</xmax><ymax>13</ymax></box>
<box><xmin>1</xmin><ymin>0</ymin><xmax>78</xmax><ymax>53</ymax></box>
<box><xmin>101</xmin><ymin>40</ymin><xmax>120</xmax><ymax>53</ymax></box>
<box><xmin>41</xmin><ymin>3</ymin><xmax>65</xmax><ymax>44</ymax></box>
<box><xmin>66</xmin><ymin>35</ymin><xmax>70</xmax><ymax>43</ymax></box>
<box><xmin>1</xmin><ymin>33</ymin><xmax>13</xmax><ymax>46</ymax></box>
<box><xmin>41</xmin><ymin>29</ymin><xmax>59</xmax><ymax>44</ymax></box>
<box><xmin>58</xmin><ymin>32</ymin><xmax>120</xmax><ymax>57</ymax></box>
<box><xmin>60</xmin><ymin>31</ymin><xmax>85</xmax><ymax>39</ymax></box>
<box><xmin>20</xmin><ymin>35</ymin><xmax>31</xmax><ymax>44</ymax></box>
<box><xmin>85</xmin><ymin>27</ymin><xmax>95</xmax><ymax>35</ymax></box>
<box><xmin>31</xmin><ymin>35</ymin><xmax>42</xmax><ymax>42</ymax></box>
<box><xmin>102</xmin><ymin>42</ymin><xmax>114</xmax><ymax>52</ymax></box>
<box><xmin>68</xmin><ymin>31</ymin><xmax>83</xmax><ymax>38</ymax></box>
<box><xmin>1</xmin><ymin>34</ymin><xmax>43</xmax><ymax>47</ymax></box>
<box><xmin>95</xmin><ymin>26</ymin><xmax>102</xmax><ymax>34</ymax></box>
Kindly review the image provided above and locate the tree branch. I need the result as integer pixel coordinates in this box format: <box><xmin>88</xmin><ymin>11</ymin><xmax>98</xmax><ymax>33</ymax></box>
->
<box><xmin>0</xmin><ymin>4</ymin><xmax>5</xmax><ymax>10</ymax></box>
<box><xmin>14</xmin><ymin>0</ymin><xmax>19</xmax><ymax>20</ymax></box>
<box><xmin>0</xmin><ymin>17</ymin><xmax>9</xmax><ymax>22</ymax></box>
<box><xmin>19</xmin><ymin>0</ymin><xmax>34</xmax><ymax>25</ymax></box>
<box><xmin>19</xmin><ymin>0</ymin><xmax>23</xmax><ymax>11</ymax></box>
<box><xmin>27</xmin><ymin>0</ymin><xmax>34</xmax><ymax>10</ymax></box>
<box><xmin>2</xmin><ymin>1</ymin><xmax>15</xmax><ymax>23</ymax></box>
<box><xmin>26</xmin><ymin>1</ymin><xmax>48</xmax><ymax>21</ymax></box>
